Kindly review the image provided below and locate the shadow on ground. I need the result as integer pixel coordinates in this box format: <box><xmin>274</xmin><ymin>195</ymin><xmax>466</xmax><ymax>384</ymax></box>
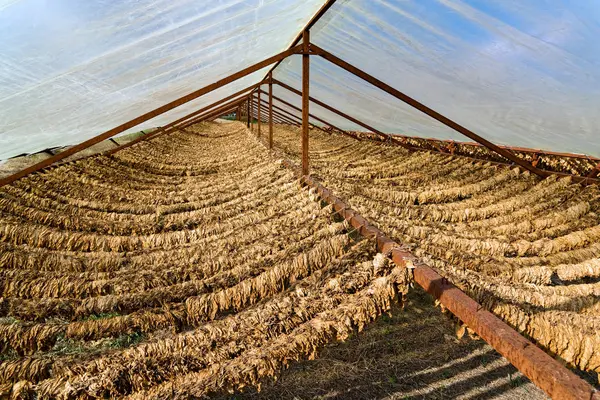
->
<box><xmin>213</xmin><ymin>287</ymin><xmax>547</xmax><ymax>400</ymax></box>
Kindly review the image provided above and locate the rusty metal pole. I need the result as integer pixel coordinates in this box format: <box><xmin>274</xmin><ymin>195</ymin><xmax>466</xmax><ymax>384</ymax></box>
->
<box><xmin>107</xmin><ymin>85</ymin><xmax>262</xmax><ymax>153</ymax></box>
<box><xmin>259</xmin><ymin>0</ymin><xmax>337</xmax><ymax>85</ymax></box>
<box><xmin>181</xmin><ymin>96</ymin><xmax>249</xmax><ymax>128</ymax></box>
<box><xmin>291</xmin><ymin>173</ymin><xmax>599</xmax><ymax>400</ymax></box>
<box><xmin>269</xmin><ymin>73</ymin><xmax>274</xmax><ymax>149</ymax></box>
<box><xmin>257</xmin><ymin>89</ymin><xmax>262</xmax><ymax>137</ymax></box>
<box><xmin>258</xmin><ymin>90</ymin><xmax>358</xmax><ymax>140</ymax></box>
<box><xmin>302</xmin><ymin>30</ymin><xmax>310</xmax><ymax>176</ymax></box>
<box><xmin>265</xmin><ymin>104</ymin><xmax>302</xmax><ymax>126</ymax></box>
<box><xmin>246</xmin><ymin>97</ymin><xmax>251</xmax><ymax>129</ymax></box>
<box><xmin>272</xmin><ymin>79</ymin><xmax>412</xmax><ymax>150</ymax></box>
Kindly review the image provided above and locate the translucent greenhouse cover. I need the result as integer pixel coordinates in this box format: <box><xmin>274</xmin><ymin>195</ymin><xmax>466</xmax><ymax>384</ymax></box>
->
<box><xmin>273</xmin><ymin>0</ymin><xmax>600</xmax><ymax>157</ymax></box>
<box><xmin>2</xmin><ymin>0</ymin><xmax>600</xmax><ymax>160</ymax></box>
<box><xmin>0</xmin><ymin>0</ymin><xmax>325</xmax><ymax>159</ymax></box>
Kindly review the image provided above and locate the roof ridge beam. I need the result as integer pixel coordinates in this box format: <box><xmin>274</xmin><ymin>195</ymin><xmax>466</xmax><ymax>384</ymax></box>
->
<box><xmin>261</xmin><ymin>0</ymin><xmax>337</xmax><ymax>83</ymax></box>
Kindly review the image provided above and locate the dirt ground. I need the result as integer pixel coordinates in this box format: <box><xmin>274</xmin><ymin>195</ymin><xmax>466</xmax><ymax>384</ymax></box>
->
<box><xmin>214</xmin><ymin>287</ymin><xmax>548</xmax><ymax>400</ymax></box>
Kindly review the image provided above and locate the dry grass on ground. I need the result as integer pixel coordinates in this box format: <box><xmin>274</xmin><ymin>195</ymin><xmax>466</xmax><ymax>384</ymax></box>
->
<box><xmin>215</xmin><ymin>287</ymin><xmax>547</xmax><ymax>400</ymax></box>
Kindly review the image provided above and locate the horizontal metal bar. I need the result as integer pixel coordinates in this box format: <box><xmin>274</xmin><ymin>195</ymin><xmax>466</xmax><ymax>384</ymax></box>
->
<box><xmin>297</xmin><ymin>172</ymin><xmax>598</xmax><ymax>400</ymax></box>
<box><xmin>310</xmin><ymin>43</ymin><xmax>550</xmax><ymax>178</ymax></box>
<box><xmin>257</xmin><ymin>90</ymin><xmax>359</xmax><ymax>140</ymax></box>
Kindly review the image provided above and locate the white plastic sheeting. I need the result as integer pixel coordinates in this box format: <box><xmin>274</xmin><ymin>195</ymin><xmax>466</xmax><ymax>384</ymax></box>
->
<box><xmin>273</xmin><ymin>0</ymin><xmax>600</xmax><ymax>156</ymax></box>
<box><xmin>0</xmin><ymin>0</ymin><xmax>325</xmax><ymax>159</ymax></box>
<box><xmin>2</xmin><ymin>0</ymin><xmax>600</xmax><ymax>160</ymax></box>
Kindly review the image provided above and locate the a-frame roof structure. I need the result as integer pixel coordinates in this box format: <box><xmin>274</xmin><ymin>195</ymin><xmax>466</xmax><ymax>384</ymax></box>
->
<box><xmin>2</xmin><ymin>0</ymin><xmax>600</xmax><ymax>161</ymax></box>
<box><xmin>2</xmin><ymin>2</ymin><xmax>600</xmax><ymax>398</ymax></box>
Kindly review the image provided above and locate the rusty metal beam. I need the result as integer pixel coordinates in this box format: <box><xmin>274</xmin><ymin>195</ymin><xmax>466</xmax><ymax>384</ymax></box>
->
<box><xmin>272</xmin><ymin>110</ymin><xmax>300</xmax><ymax>127</ymax></box>
<box><xmin>261</xmin><ymin>0</ymin><xmax>337</xmax><ymax>83</ymax></box>
<box><xmin>386</xmin><ymin>133</ymin><xmax>600</xmax><ymax>169</ymax></box>
<box><xmin>254</xmin><ymin>95</ymin><xmax>334</xmax><ymax>135</ymax></box>
<box><xmin>175</xmin><ymin>86</ymin><xmax>263</xmax><ymax>129</ymax></box>
<box><xmin>250</xmin><ymin>98</ymin><xmax>299</xmax><ymax>129</ymax></box>
<box><xmin>304</xmin><ymin>174</ymin><xmax>598</xmax><ymax>400</ymax></box>
<box><xmin>256</xmin><ymin>101</ymin><xmax>298</xmax><ymax>126</ymax></box>
<box><xmin>266</xmin><ymin>151</ymin><xmax>598</xmax><ymax>400</ymax></box>
<box><xmin>269</xmin><ymin>74</ymin><xmax>274</xmax><ymax>149</ymax></box>
<box><xmin>0</xmin><ymin>46</ymin><xmax>302</xmax><ymax>188</ymax></box>
<box><xmin>252</xmin><ymin>98</ymin><xmax>300</xmax><ymax>127</ymax></box>
<box><xmin>268</xmin><ymin>96</ymin><xmax>353</xmax><ymax>138</ymax></box>
<box><xmin>272</xmin><ymin>78</ymin><xmax>415</xmax><ymax>150</ymax></box>
<box><xmin>438</xmin><ymin>139</ymin><xmax>599</xmax><ymax>162</ymax></box>
<box><xmin>310</xmin><ymin>43</ymin><xmax>550</xmax><ymax>179</ymax></box>
<box><xmin>277</xmin><ymin>116</ymin><xmax>297</xmax><ymax>126</ymax></box>
<box><xmin>345</xmin><ymin>130</ymin><xmax>600</xmax><ymax>185</ymax></box>
<box><xmin>105</xmin><ymin>87</ymin><xmax>259</xmax><ymax>156</ymax></box>
<box><xmin>258</xmin><ymin>90</ymin><xmax>358</xmax><ymax>140</ymax></box>
<box><xmin>191</xmin><ymin>98</ymin><xmax>247</xmax><ymax>125</ymax></box>
<box><xmin>199</xmin><ymin>105</ymin><xmax>241</xmax><ymax>123</ymax></box>
<box><xmin>267</xmin><ymin>112</ymin><xmax>290</xmax><ymax>125</ymax></box>
<box><xmin>98</xmin><ymin>89</ymin><xmax>262</xmax><ymax>157</ymax></box>
<box><xmin>65</xmin><ymin>98</ymin><xmax>288</xmax><ymax>170</ymax></box>
<box><xmin>272</xmin><ymin>110</ymin><xmax>300</xmax><ymax>126</ymax></box>
<box><xmin>267</xmin><ymin>112</ymin><xmax>285</xmax><ymax>124</ymax></box>
<box><xmin>257</xmin><ymin>89</ymin><xmax>262</xmax><ymax>137</ymax></box>
<box><xmin>246</xmin><ymin>97</ymin><xmax>251</xmax><ymax>128</ymax></box>
<box><xmin>184</xmin><ymin>96</ymin><xmax>244</xmax><ymax>128</ymax></box>
<box><xmin>262</xmin><ymin>108</ymin><xmax>299</xmax><ymax>127</ymax></box>
<box><xmin>207</xmin><ymin>107</ymin><xmax>239</xmax><ymax>122</ymax></box>
<box><xmin>255</xmin><ymin>95</ymin><xmax>303</xmax><ymax>123</ymax></box>
<box><xmin>181</xmin><ymin>96</ymin><xmax>248</xmax><ymax>128</ymax></box>
<box><xmin>302</xmin><ymin>30</ymin><xmax>310</xmax><ymax>176</ymax></box>
<box><xmin>252</xmin><ymin>90</ymin><xmax>306</xmax><ymax>128</ymax></box>
<box><xmin>175</xmin><ymin>127</ymin><xmax>192</xmax><ymax>134</ymax></box>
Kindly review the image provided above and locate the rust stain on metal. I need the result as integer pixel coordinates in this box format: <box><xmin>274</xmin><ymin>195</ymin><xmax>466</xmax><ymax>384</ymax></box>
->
<box><xmin>274</xmin><ymin>154</ymin><xmax>598</xmax><ymax>400</ymax></box>
<box><xmin>310</xmin><ymin>43</ymin><xmax>550</xmax><ymax>179</ymax></box>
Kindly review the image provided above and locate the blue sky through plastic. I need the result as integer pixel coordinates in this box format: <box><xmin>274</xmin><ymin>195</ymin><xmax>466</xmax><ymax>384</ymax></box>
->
<box><xmin>0</xmin><ymin>0</ymin><xmax>324</xmax><ymax>159</ymax></box>
<box><xmin>2</xmin><ymin>0</ymin><xmax>600</xmax><ymax>157</ymax></box>
<box><xmin>274</xmin><ymin>0</ymin><xmax>600</xmax><ymax>156</ymax></box>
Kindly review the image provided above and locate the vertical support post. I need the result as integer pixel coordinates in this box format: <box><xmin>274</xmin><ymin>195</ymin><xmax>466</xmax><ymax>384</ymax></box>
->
<box><xmin>302</xmin><ymin>30</ymin><xmax>310</xmax><ymax>176</ymax></box>
<box><xmin>269</xmin><ymin>73</ymin><xmax>274</xmax><ymax>149</ymax></box>
<box><xmin>257</xmin><ymin>89</ymin><xmax>262</xmax><ymax>137</ymax></box>
<box><xmin>237</xmin><ymin>105</ymin><xmax>241</xmax><ymax>121</ymax></box>
<box><xmin>246</xmin><ymin>97</ymin><xmax>251</xmax><ymax>128</ymax></box>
